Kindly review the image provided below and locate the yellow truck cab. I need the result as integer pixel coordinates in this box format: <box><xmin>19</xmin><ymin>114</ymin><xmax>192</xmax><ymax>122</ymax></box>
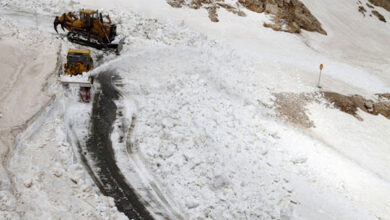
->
<box><xmin>65</xmin><ymin>49</ymin><xmax>93</xmax><ymax>76</ymax></box>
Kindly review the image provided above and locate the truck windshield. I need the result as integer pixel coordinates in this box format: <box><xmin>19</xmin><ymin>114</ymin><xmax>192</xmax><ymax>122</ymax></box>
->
<box><xmin>68</xmin><ymin>54</ymin><xmax>88</xmax><ymax>65</ymax></box>
<box><xmin>91</xmin><ymin>13</ymin><xmax>98</xmax><ymax>19</ymax></box>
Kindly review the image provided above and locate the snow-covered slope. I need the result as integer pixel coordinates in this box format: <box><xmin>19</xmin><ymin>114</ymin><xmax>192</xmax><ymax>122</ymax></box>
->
<box><xmin>0</xmin><ymin>0</ymin><xmax>389</xmax><ymax>219</ymax></box>
<box><xmin>0</xmin><ymin>14</ymin><xmax>128</xmax><ymax>219</ymax></box>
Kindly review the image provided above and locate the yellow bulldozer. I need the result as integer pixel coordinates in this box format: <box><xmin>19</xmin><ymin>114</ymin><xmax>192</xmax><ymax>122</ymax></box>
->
<box><xmin>54</xmin><ymin>9</ymin><xmax>124</xmax><ymax>53</ymax></box>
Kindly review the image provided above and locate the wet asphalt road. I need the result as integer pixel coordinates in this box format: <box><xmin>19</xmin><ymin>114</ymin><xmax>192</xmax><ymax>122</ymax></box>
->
<box><xmin>86</xmin><ymin>71</ymin><xmax>153</xmax><ymax>220</ymax></box>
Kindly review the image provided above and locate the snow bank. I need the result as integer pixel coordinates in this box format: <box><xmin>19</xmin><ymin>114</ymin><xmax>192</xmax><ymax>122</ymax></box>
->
<box><xmin>0</xmin><ymin>29</ymin><xmax>59</xmax><ymax>218</ymax></box>
<box><xmin>104</xmin><ymin>39</ymin><xmax>295</xmax><ymax>218</ymax></box>
<box><xmin>0</xmin><ymin>12</ymin><xmax>126</xmax><ymax>219</ymax></box>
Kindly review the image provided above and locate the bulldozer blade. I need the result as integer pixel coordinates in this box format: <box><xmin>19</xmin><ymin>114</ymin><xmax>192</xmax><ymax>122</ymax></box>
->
<box><xmin>106</xmin><ymin>38</ymin><xmax>125</xmax><ymax>55</ymax></box>
<box><xmin>111</xmin><ymin>37</ymin><xmax>126</xmax><ymax>55</ymax></box>
<box><xmin>117</xmin><ymin>37</ymin><xmax>125</xmax><ymax>54</ymax></box>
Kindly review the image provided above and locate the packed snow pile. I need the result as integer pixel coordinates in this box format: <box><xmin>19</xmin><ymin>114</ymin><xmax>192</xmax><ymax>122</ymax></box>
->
<box><xmin>111</xmin><ymin>46</ymin><xmax>295</xmax><ymax>219</ymax></box>
<box><xmin>1</xmin><ymin>0</ymin><xmax>390</xmax><ymax>219</ymax></box>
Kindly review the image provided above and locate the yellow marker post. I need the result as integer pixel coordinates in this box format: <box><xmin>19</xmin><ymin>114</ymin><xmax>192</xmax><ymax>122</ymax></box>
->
<box><xmin>317</xmin><ymin>64</ymin><xmax>324</xmax><ymax>88</ymax></box>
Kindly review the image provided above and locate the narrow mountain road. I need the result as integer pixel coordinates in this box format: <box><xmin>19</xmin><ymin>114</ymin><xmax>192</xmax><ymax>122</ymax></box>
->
<box><xmin>85</xmin><ymin>71</ymin><xmax>153</xmax><ymax>220</ymax></box>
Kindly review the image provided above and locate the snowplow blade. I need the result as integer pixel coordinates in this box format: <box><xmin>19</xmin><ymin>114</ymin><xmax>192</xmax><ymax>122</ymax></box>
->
<box><xmin>108</xmin><ymin>37</ymin><xmax>126</xmax><ymax>55</ymax></box>
<box><xmin>58</xmin><ymin>74</ymin><xmax>93</xmax><ymax>87</ymax></box>
<box><xmin>60</xmin><ymin>80</ymin><xmax>92</xmax><ymax>87</ymax></box>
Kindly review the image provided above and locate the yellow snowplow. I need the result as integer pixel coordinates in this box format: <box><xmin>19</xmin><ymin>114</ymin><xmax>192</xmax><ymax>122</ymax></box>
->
<box><xmin>64</xmin><ymin>49</ymin><xmax>93</xmax><ymax>76</ymax></box>
<box><xmin>59</xmin><ymin>49</ymin><xmax>94</xmax><ymax>102</ymax></box>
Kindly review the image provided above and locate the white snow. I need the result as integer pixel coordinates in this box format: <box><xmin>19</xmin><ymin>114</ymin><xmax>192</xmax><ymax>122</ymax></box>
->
<box><xmin>1</xmin><ymin>0</ymin><xmax>390</xmax><ymax>219</ymax></box>
<box><xmin>0</xmin><ymin>12</ymin><xmax>126</xmax><ymax>219</ymax></box>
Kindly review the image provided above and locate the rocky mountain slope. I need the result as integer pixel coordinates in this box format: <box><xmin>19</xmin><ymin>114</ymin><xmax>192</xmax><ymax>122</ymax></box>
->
<box><xmin>168</xmin><ymin>0</ymin><xmax>327</xmax><ymax>34</ymax></box>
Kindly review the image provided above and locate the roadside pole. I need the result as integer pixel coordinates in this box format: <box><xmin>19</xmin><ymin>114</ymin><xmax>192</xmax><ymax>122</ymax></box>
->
<box><xmin>317</xmin><ymin>64</ymin><xmax>324</xmax><ymax>88</ymax></box>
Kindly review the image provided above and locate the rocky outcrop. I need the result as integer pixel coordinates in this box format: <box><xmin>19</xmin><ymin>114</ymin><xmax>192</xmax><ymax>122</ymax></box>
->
<box><xmin>167</xmin><ymin>0</ymin><xmax>246</xmax><ymax>23</ymax></box>
<box><xmin>368</xmin><ymin>0</ymin><xmax>390</xmax><ymax>11</ymax></box>
<box><xmin>275</xmin><ymin>92</ymin><xmax>390</xmax><ymax>127</ymax></box>
<box><xmin>372</xmin><ymin>10</ymin><xmax>387</xmax><ymax>22</ymax></box>
<box><xmin>357</xmin><ymin>1</ymin><xmax>387</xmax><ymax>23</ymax></box>
<box><xmin>238</xmin><ymin>0</ymin><xmax>327</xmax><ymax>35</ymax></box>
<box><xmin>167</xmin><ymin>0</ymin><xmax>327</xmax><ymax>35</ymax></box>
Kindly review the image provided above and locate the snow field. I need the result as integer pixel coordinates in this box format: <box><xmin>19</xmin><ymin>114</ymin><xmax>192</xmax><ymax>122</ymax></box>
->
<box><xmin>111</xmin><ymin>45</ymin><xmax>385</xmax><ymax>219</ymax></box>
<box><xmin>1</xmin><ymin>0</ymin><xmax>390</xmax><ymax>219</ymax></box>
<box><xmin>301</xmin><ymin>0</ymin><xmax>390</xmax><ymax>91</ymax></box>
<box><xmin>105</xmin><ymin>9</ymin><xmax>390</xmax><ymax>217</ymax></box>
<box><xmin>101</xmin><ymin>43</ymin><xmax>294</xmax><ymax>219</ymax></box>
<box><xmin>127</xmin><ymin>77</ymin><xmax>293</xmax><ymax>219</ymax></box>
